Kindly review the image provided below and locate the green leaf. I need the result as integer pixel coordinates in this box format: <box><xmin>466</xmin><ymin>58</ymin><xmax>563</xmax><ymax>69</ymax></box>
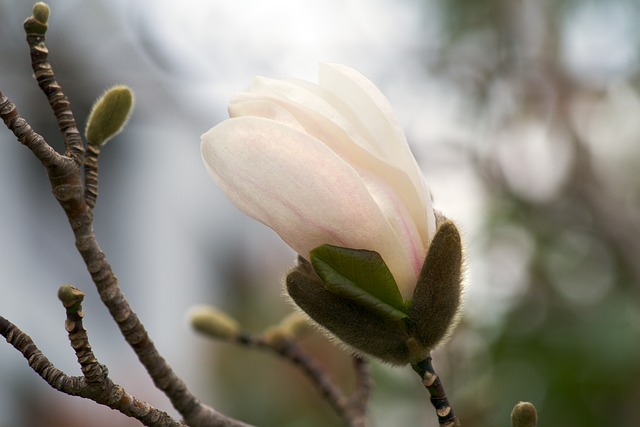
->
<box><xmin>310</xmin><ymin>244</ymin><xmax>408</xmax><ymax>320</ymax></box>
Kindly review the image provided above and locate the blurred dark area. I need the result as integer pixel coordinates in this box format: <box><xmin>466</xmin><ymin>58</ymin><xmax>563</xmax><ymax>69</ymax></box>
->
<box><xmin>1</xmin><ymin>0</ymin><xmax>639</xmax><ymax>426</ymax></box>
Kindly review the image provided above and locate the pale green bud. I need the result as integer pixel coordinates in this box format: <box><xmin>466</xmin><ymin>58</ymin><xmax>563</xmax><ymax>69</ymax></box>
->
<box><xmin>511</xmin><ymin>402</ymin><xmax>538</xmax><ymax>427</ymax></box>
<box><xmin>277</xmin><ymin>312</ymin><xmax>311</xmax><ymax>340</ymax></box>
<box><xmin>263</xmin><ymin>312</ymin><xmax>312</xmax><ymax>346</ymax></box>
<box><xmin>33</xmin><ymin>3</ymin><xmax>50</xmax><ymax>24</ymax></box>
<box><xmin>189</xmin><ymin>306</ymin><xmax>240</xmax><ymax>341</ymax></box>
<box><xmin>57</xmin><ymin>284</ymin><xmax>84</xmax><ymax>312</ymax></box>
<box><xmin>85</xmin><ymin>85</ymin><xmax>134</xmax><ymax>146</ymax></box>
<box><xmin>262</xmin><ymin>326</ymin><xmax>288</xmax><ymax>347</ymax></box>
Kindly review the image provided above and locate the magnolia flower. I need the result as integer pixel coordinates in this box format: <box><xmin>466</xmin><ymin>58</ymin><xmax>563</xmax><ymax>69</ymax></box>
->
<box><xmin>201</xmin><ymin>63</ymin><xmax>436</xmax><ymax>299</ymax></box>
<box><xmin>202</xmin><ymin>64</ymin><xmax>463</xmax><ymax>365</ymax></box>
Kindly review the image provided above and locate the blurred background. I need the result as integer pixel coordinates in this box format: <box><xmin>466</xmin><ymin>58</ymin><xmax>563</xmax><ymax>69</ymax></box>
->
<box><xmin>1</xmin><ymin>0</ymin><xmax>639</xmax><ymax>426</ymax></box>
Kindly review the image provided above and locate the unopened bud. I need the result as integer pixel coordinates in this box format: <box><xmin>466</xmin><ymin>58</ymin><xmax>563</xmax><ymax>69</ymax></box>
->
<box><xmin>511</xmin><ymin>402</ymin><xmax>538</xmax><ymax>427</ymax></box>
<box><xmin>57</xmin><ymin>284</ymin><xmax>84</xmax><ymax>311</ymax></box>
<box><xmin>33</xmin><ymin>3</ymin><xmax>50</xmax><ymax>24</ymax></box>
<box><xmin>262</xmin><ymin>326</ymin><xmax>288</xmax><ymax>347</ymax></box>
<box><xmin>263</xmin><ymin>312</ymin><xmax>312</xmax><ymax>347</ymax></box>
<box><xmin>277</xmin><ymin>312</ymin><xmax>311</xmax><ymax>340</ymax></box>
<box><xmin>189</xmin><ymin>306</ymin><xmax>240</xmax><ymax>341</ymax></box>
<box><xmin>85</xmin><ymin>85</ymin><xmax>134</xmax><ymax>146</ymax></box>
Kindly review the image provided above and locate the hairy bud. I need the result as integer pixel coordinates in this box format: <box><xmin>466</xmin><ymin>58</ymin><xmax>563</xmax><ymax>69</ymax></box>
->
<box><xmin>409</xmin><ymin>221</ymin><xmax>463</xmax><ymax>350</ymax></box>
<box><xmin>286</xmin><ymin>220</ymin><xmax>463</xmax><ymax>365</ymax></box>
<box><xmin>511</xmin><ymin>402</ymin><xmax>538</xmax><ymax>427</ymax></box>
<box><xmin>85</xmin><ymin>85</ymin><xmax>134</xmax><ymax>146</ymax></box>
<box><xmin>277</xmin><ymin>312</ymin><xmax>312</xmax><ymax>340</ymax></box>
<box><xmin>189</xmin><ymin>306</ymin><xmax>239</xmax><ymax>341</ymax></box>
<box><xmin>33</xmin><ymin>3</ymin><xmax>50</xmax><ymax>24</ymax></box>
<box><xmin>57</xmin><ymin>284</ymin><xmax>84</xmax><ymax>312</ymax></box>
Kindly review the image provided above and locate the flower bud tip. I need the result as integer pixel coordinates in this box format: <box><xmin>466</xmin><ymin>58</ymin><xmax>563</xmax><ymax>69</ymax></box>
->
<box><xmin>57</xmin><ymin>284</ymin><xmax>84</xmax><ymax>310</ymax></box>
<box><xmin>263</xmin><ymin>312</ymin><xmax>312</xmax><ymax>346</ymax></box>
<box><xmin>511</xmin><ymin>401</ymin><xmax>538</xmax><ymax>427</ymax></box>
<box><xmin>33</xmin><ymin>3</ymin><xmax>50</xmax><ymax>24</ymax></box>
<box><xmin>278</xmin><ymin>312</ymin><xmax>311</xmax><ymax>340</ymax></box>
<box><xmin>262</xmin><ymin>326</ymin><xmax>288</xmax><ymax>347</ymax></box>
<box><xmin>189</xmin><ymin>306</ymin><xmax>239</xmax><ymax>341</ymax></box>
<box><xmin>85</xmin><ymin>85</ymin><xmax>134</xmax><ymax>146</ymax></box>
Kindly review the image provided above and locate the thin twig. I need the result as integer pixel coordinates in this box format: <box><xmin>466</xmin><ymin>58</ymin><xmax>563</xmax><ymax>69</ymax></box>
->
<box><xmin>23</xmin><ymin>10</ymin><xmax>84</xmax><ymax>166</ymax></box>
<box><xmin>344</xmin><ymin>356</ymin><xmax>371</xmax><ymax>427</ymax></box>
<box><xmin>0</xmin><ymin>313</ymin><xmax>185</xmax><ymax>427</ymax></box>
<box><xmin>58</xmin><ymin>284</ymin><xmax>110</xmax><ymax>384</ymax></box>
<box><xmin>236</xmin><ymin>332</ymin><xmax>370</xmax><ymax>427</ymax></box>
<box><xmin>412</xmin><ymin>356</ymin><xmax>460</xmax><ymax>427</ymax></box>
<box><xmin>0</xmin><ymin>89</ymin><xmax>69</xmax><ymax>171</ymax></box>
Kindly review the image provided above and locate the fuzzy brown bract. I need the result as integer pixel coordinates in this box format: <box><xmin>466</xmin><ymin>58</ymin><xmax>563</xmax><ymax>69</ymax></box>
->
<box><xmin>286</xmin><ymin>220</ymin><xmax>464</xmax><ymax>365</ymax></box>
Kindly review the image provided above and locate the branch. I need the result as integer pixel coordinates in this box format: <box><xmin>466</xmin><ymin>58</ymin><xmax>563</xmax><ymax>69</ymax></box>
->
<box><xmin>83</xmin><ymin>144</ymin><xmax>100</xmax><ymax>209</ymax></box>
<box><xmin>236</xmin><ymin>332</ymin><xmax>370</xmax><ymax>427</ymax></box>
<box><xmin>412</xmin><ymin>356</ymin><xmax>460</xmax><ymax>427</ymax></box>
<box><xmin>1</xmin><ymin>4</ymin><xmax>255</xmax><ymax>422</ymax></box>
<box><xmin>23</xmin><ymin>4</ymin><xmax>84</xmax><ymax>165</ymax></box>
<box><xmin>1</xmin><ymin>85</ymin><xmax>251</xmax><ymax>427</ymax></box>
<box><xmin>0</xmin><ymin>310</ymin><xmax>184</xmax><ymax>427</ymax></box>
<box><xmin>0</xmin><ymin>89</ymin><xmax>70</xmax><ymax>172</ymax></box>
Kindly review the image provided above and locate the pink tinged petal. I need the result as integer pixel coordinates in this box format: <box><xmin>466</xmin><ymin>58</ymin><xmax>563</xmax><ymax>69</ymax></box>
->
<box><xmin>319</xmin><ymin>63</ymin><xmax>436</xmax><ymax>245</ymax></box>
<box><xmin>233</xmin><ymin>80</ymin><xmax>433</xmax><ymax>259</ymax></box>
<box><xmin>356</xmin><ymin>170</ymin><xmax>426</xmax><ymax>296</ymax></box>
<box><xmin>201</xmin><ymin>116</ymin><xmax>419</xmax><ymax>295</ymax></box>
<box><xmin>228</xmin><ymin>93</ymin><xmax>305</xmax><ymax>132</ymax></box>
<box><xmin>318</xmin><ymin>63</ymin><xmax>410</xmax><ymax>161</ymax></box>
<box><xmin>229</xmin><ymin>90</ymin><xmax>428</xmax><ymax>281</ymax></box>
<box><xmin>243</xmin><ymin>77</ymin><xmax>379</xmax><ymax>154</ymax></box>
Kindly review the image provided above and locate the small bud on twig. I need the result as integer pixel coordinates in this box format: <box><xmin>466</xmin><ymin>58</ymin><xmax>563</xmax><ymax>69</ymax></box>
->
<box><xmin>85</xmin><ymin>85</ymin><xmax>134</xmax><ymax>146</ymax></box>
<box><xmin>262</xmin><ymin>312</ymin><xmax>312</xmax><ymax>346</ymax></box>
<box><xmin>189</xmin><ymin>306</ymin><xmax>240</xmax><ymax>341</ymax></box>
<box><xmin>511</xmin><ymin>401</ymin><xmax>538</xmax><ymax>427</ymax></box>
<box><xmin>32</xmin><ymin>2</ymin><xmax>50</xmax><ymax>24</ymax></box>
<box><xmin>57</xmin><ymin>284</ymin><xmax>85</xmax><ymax>313</ymax></box>
<box><xmin>277</xmin><ymin>312</ymin><xmax>311</xmax><ymax>340</ymax></box>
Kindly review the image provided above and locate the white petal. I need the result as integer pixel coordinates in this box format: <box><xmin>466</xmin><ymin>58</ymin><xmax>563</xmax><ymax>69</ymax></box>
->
<box><xmin>228</xmin><ymin>89</ymin><xmax>429</xmax><ymax>274</ymax></box>
<box><xmin>319</xmin><ymin>64</ymin><xmax>411</xmax><ymax>161</ymax></box>
<box><xmin>356</xmin><ymin>169</ymin><xmax>427</xmax><ymax>290</ymax></box>
<box><xmin>228</xmin><ymin>93</ymin><xmax>305</xmax><ymax>132</ymax></box>
<box><xmin>319</xmin><ymin>63</ymin><xmax>436</xmax><ymax>246</ymax></box>
<box><xmin>201</xmin><ymin>116</ymin><xmax>419</xmax><ymax>294</ymax></box>
<box><xmin>245</xmin><ymin>77</ymin><xmax>378</xmax><ymax>153</ymax></box>
<box><xmin>235</xmin><ymin>77</ymin><xmax>435</xmax><ymax>258</ymax></box>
